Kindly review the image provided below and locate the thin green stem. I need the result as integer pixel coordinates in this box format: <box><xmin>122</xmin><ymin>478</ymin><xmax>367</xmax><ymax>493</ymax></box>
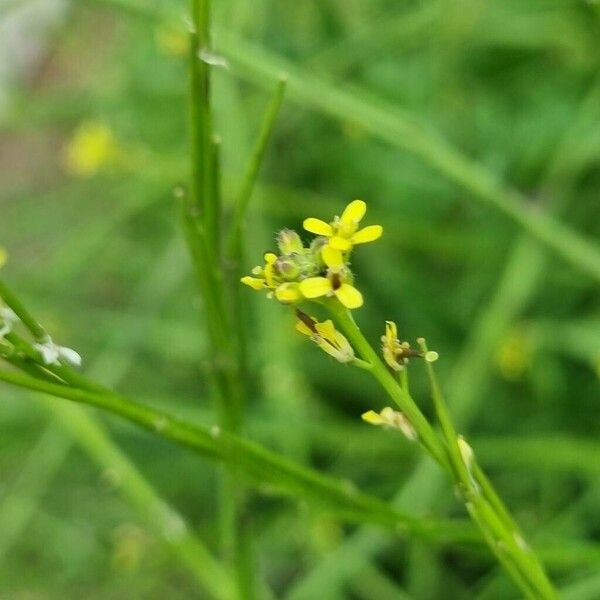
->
<box><xmin>189</xmin><ymin>0</ymin><xmax>215</xmax><ymax>247</ymax></box>
<box><xmin>189</xmin><ymin>1</ymin><xmax>253</xmax><ymax>593</ymax></box>
<box><xmin>416</xmin><ymin>338</ymin><xmax>471</xmax><ymax>488</ymax></box>
<box><xmin>327</xmin><ymin>303</ymin><xmax>448</xmax><ymax>469</ymax></box>
<box><xmin>0</xmin><ymin>279</ymin><xmax>47</xmax><ymax>342</ymax></box>
<box><xmin>0</xmin><ymin>367</ymin><xmax>475</xmax><ymax>542</ymax></box>
<box><xmin>226</xmin><ymin>75</ymin><xmax>288</xmax><ymax>259</ymax></box>
<box><xmin>418</xmin><ymin>339</ymin><xmax>558</xmax><ymax>599</ymax></box>
<box><xmin>325</xmin><ymin>306</ymin><xmax>557</xmax><ymax>599</ymax></box>
<box><xmin>211</xmin><ymin>134</ymin><xmax>222</xmax><ymax>257</ymax></box>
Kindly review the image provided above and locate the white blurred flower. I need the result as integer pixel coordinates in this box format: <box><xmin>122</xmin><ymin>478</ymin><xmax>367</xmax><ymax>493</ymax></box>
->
<box><xmin>0</xmin><ymin>306</ymin><xmax>18</xmax><ymax>338</ymax></box>
<box><xmin>34</xmin><ymin>337</ymin><xmax>82</xmax><ymax>367</ymax></box>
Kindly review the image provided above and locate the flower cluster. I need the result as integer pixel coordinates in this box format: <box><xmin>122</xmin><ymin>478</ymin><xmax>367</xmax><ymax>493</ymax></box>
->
<box><xmin>241</xmin><ymin>200</ymin><xmax>382</xmax><ymax>310</ymax></box>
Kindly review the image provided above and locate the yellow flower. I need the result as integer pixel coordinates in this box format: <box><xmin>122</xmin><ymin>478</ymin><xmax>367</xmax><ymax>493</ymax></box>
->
<box><xmin>381</xmin><ymin>322</ymin><xmax>438</xmax><ymax>370</ymax></box>
<box><xmin>155</xmin><ymin>26</ymin><xmax>187</xmax><ymax>57</ymax></box>
<box><xmin>361</xmin><ymin>407</ymin><xmax>417</xmax><ymax>441</ymax></box>
<box><xmin>241</xmin><ymin>253</ymin><xmax>278</xmax><ymax>291</ymax></box>
<box><xmin>0</xmin><ymin>247</ymin><xmax>7</xmax><ymax>269</ymax></box>
<box><xmin>299</xmin><ymin>246</ymin><xmax>363</xmax><ymax>309</ymax></box>
<box><xmin>295</xmin><ymin>310</ymin><xmax>355</xmax><ymax>363</ymax></box>
<box><xmin>495</xmin><ymin>327</ymin><xmax>530</xmax><ymax>381</ymax></box>
<box><xmin>241</xmin><ymin>253</ymin><xmax>303</xmax><ymax>304</ymax></box>
<box><xmin>64</xmin><ymin>121</ymin><xmax>119</xmax><ymax>177</ymax></box>
<box><xmin>303</xmin><ymin>199</ymin><xmax>382</xmax><ymax>252</ymax></box>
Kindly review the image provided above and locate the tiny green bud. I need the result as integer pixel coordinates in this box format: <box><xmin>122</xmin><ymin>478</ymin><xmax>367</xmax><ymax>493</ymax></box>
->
<box><xmin>275</xmin><ymin>256</ymin><xmax>301</xmax><ymax>280</ymax></box>
<box><xmin>277</xmin><ymin>228</ymin><xmax>303</xmax><ymax>255</ymax></box>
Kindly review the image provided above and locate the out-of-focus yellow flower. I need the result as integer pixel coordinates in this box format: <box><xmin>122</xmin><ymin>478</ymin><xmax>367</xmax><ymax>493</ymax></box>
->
<box><xmin>155</xmin><ymin>26</ymin><xmax>187</xmax><ymax>57</ymax></box>
<box><xmin>64</xmin><ymin>121</ymin><xmax>119</xmax><ymax>177</ymax></box>
<box><xmin>361</xmin><ymin>407</ymin><xmax>417</xmax><ymax>441</ymax></box>
<box><xmin>495</xmin><ymin>328</ymin><xmax>530</xmax><ymax>381</ymax></box>
<box><xmin>299</xmin><ymin>246</ymin><xmax>363</xmax><ymax>309</ymax></box>
<box><xmin>295</xmin><ymin>310</ymin><xmax>355</xmax><ymax>363</ymax></box>
<box><xmin>303</xmin><ymin>199</ymin><xmax>382</xmax><ymax>252</ymax></box>
<box><xmin>0</xmin><ymin>247</ymin><xmax>7</xmax><ymax>269</ymax></box>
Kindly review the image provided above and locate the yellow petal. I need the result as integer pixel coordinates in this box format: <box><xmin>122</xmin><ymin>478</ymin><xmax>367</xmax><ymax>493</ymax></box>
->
<box><xmin>241</xmin><ymin>276</ymin><xmax>265</xmax><ymax>290</ymax></box>
<box><xmin>264</xmin><ymin>263</ymin><xmax>276</xmax><ymax>288</ymax></box>
<box><xmin>295</xmin><ymin>319</ymin><xmax>314</xmax><ymax>337</ymax></box>
<box><xmin>335</xmin><ymin>284</ymin><xmax>363</xmax><ymax>309</ymax></box>
<box><xmin>299</xmin><ymin>277</ymin><xmax>332</xmax><ymax>298</ymax></box>
<box><xmin>361</xmin><ymin>410</ymin><xmax>386</xmax><ymax>426</ymax></box>
<box><xmin>352</xmin><ymin>225</ymin><xmax>383</xmax><ymax>245</ymax></box>
<box><xmin>303</xmin><ymin>218</ymin><xmax>333</xmax><ymax>236</ymax></box>
<box><xmin>385</xmin><ymin>320</ymin><xmax>397</xmax><ymax>341</ymax></box>
<box><xmin>321</xmin><ymin>245</ymin><xmax>344</xmax><ymax>268</ymax></box>
<box><xmin>328</xmin><ymin>236</ymin><xmax>352</xmax><ymax>251</ymax></box>
<box><xmin>275</xmin><ymin>283</ymin><xmax>302</xmax><ymax>304</ymax></box>
<box><xmin>315</xmin><ymin>319</ymin><xmax>336</xmax><ymax>341</ymax></box>
<box><xmin>264</xmin><ymin>252</ymin><xmax>277</xmax><ymax>264</ymax></box>
<box><xmin>340</xmin><ymin>199</ymin><xmax>366</xmax><ymax>226</ymax></box>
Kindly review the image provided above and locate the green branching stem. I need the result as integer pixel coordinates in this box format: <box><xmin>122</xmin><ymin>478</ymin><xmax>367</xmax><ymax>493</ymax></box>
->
<box><xmin>0</xmin><ymin>367</ymin><xmax>475</xmax><ymax>544</ymax></box>
<box><xmin>326</xmin><ymin>303</ymin><xmax>448</xmax><ymax>468</ymax></box>
<box><xmin>419</xmin><ymin>342</ymin><xmax>557</xmax><ymax>599</ymax></box>
<box><xmin>326</xmin><ymin>305</ymin><xmax>557</xmax><ymax>599</ymax></box>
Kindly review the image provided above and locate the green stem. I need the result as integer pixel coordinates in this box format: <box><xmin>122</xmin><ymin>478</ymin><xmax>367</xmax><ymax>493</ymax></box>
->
<box><xmin>0</xmin><ymin>279</ymin><xmax>47</xmax><ymax>342</ymax></box>
<box><xmin>189</xmin><ymin>0</ymin><xmax>215</xmax><ymax>247</ymax></box>
<box><xmin>0</xmin><ymin>367</ymin><xmax>475</xmax><ymax>542</ymax></box>
<box><xmin>328</xmin><ymin>303</ymin><xmax>448</xmax><ymax>468</ymax></box>
<box><xmin>418</xmin><ymin>338</ymin><xmax>558</xmax><ymax>599</ymax></box>
<box><xmin>225</xmin><ymin>75</ymin><xmax>288</xmax><ymax>259</ymax></box>
<box><xmin>327</xmin><ymin>306</ymin><xmax>557</xmax><ymax>599</ymax></box>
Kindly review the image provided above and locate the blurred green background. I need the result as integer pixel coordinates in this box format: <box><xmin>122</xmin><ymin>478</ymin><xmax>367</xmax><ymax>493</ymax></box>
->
<box><xmin>1</xmin><ymin>0</ymin><xmax>599</xmax><ymax>598</ymax></box>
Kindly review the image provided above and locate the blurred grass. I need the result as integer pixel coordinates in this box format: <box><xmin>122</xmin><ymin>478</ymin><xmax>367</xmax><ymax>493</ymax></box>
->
<box><xmin>1</xmin><ymin>0</ymin><xmax>599</xmax><ymax>598</ymax></box>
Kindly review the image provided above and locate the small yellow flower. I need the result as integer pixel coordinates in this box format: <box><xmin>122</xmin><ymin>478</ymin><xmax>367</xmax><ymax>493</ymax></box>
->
<box><xmin>155</xmin><ymin>26</ymin><xmax>187</xmax><ymax>57</ymax></box>
<box><xmin>0</xmin><ymin>247</ymin><xmax>7</xmax><ymax>269</ymax></box>
<box><xmin>361</xmin><ymin>407</ymin><xmax>417</xmax><ymax>441</ymax></box>
<box><xmin>295</xmin><ymin>310</ymin><xmax>355</xmax><ymax>363</ymax></box>
<box><xmin>241</xmin><ymin>253</ymin><xmax>303</xmax><ymax>304</ymax></box>
<box><xmin>64</xmin><ymin>121</ymin><xmax>119</xmax><ymax>177</ymax></box>
<box><xmin>303</xmin><ymin>199</ymin><xmax>383</xmax><ymax>252</ymax></box>
<box><xmin>241</xmin><ymin>253</ymin><xmax>278</xmax><ymax>291</ymax></box>
<box><xmin>299</xmin><ymin>246</ymin><xmax>363</xmax><ymax>309</ymax></box>
<box><xmin>495</xmin><ymin>327</ymin><xmax>530</xmax><ymax>381</ymax></box>
<box><xmin>381</xmin><ymin>322</ymin><xmax>438</xmax><ymax>370</ymax></box>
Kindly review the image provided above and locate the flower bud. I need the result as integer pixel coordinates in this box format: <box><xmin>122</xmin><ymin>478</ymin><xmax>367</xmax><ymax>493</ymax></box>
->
<box><xmin>277</xmin><ymin>229</ymin><xmax>303</xmax><ymax>255</ymax></box>
<box><xmin>275</xmin><ymin>256</ymin><xmax>301</xmax><ymax>281</ymax></box>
